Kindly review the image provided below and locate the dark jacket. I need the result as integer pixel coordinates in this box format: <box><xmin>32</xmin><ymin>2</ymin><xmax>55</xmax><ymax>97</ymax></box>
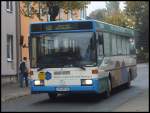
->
<box><xmin>20</xmin><ymin>61</ymin><xmax>27</xmax><ymax>74</ymax></box>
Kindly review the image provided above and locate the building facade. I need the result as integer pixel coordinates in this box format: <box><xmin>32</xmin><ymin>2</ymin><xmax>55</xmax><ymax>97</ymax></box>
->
<box><xmin>51</xmin><ymin>6</ymin><xmax>87</xmax><ymax>21</ymax></box>
<box><xmin>54</xmin><ymin>8</ymin><xmax>81</xmax><ymax>21</ymax></box>
<box><xmin>20</xmin><ymin>2</ymin><xmax>48</xmax><ymax>62</ymax></box>
<box><xmin>1</xmin><ymin>1</ymin><xmax>20</xmax><ymax>82</ymax></box>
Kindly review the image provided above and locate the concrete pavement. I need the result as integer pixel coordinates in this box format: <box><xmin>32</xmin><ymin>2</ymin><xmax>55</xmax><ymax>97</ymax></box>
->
<box><xmin>114</xmin><ymin>63</ymin><xmax>149</xmax><ymax>112</ymax></box>
<box><xmin>114</xmin><ymin>89</ymin><xmax>149</xmax><ymax>112</ymax></box>
<box><xmin>1</xmin><ymin>82</ymin><xmax>30</xmax><ymax>102</ymax></box>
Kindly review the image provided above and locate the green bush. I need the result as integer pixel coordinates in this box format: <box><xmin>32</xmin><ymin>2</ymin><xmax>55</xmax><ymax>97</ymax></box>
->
<box><xmin>137</xmin><ymin>50</ymin><xmax>149</xmax><ymax>63</ymax></box>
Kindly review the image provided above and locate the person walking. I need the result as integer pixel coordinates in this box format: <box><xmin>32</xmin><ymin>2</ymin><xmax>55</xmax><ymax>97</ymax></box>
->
<box><xmin>19</xmin><ymin>57</ymin><xmax>29</xmax><ymax>88</ymax></box>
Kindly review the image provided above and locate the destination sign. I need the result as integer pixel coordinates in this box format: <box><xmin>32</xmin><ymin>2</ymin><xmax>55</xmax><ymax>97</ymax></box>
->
<box><xmin>31</xmin><ymin>21</ymin><xmax>93</xmax><ymax>32</ymax></box>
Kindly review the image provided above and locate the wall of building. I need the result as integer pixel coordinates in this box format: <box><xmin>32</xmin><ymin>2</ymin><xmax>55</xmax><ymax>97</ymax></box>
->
<box><xmin>1</xmin><ymin>1</ymin><xmax>18</xmax><ymax>76</ymax></box>
<box><xmin>55</xmin><ymin>9</ymin><xmax>81</xmax><ymax>20</ymax></box>
<box><xmin>20</xmin><ymin>2</ymin><xmax>47</xmax><ymax>61</ymax></box>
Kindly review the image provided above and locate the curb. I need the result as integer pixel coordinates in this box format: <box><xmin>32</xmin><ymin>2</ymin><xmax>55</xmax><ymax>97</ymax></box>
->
<box><xmin>1</xmin><ymin>91</ymin><xmax>30</xmax><ymax>102</ymax></box>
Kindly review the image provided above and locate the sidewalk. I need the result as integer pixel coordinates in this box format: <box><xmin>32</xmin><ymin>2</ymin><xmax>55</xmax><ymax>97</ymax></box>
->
<box><xmin>1</xmin><ymin>82</ymin><xmax>30</xmax><ymax>102</ymax></box>
<box><xmin>113</xmin><ymin>89</ymin><xmax>149</xmax><ymax>112</ymax></box>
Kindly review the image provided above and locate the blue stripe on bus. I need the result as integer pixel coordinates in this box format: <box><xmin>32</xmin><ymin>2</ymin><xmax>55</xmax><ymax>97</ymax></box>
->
<box><xmin>31</xmin><ymin>77</ymin><xmax>109</xmax><ymax>94</ymax></box>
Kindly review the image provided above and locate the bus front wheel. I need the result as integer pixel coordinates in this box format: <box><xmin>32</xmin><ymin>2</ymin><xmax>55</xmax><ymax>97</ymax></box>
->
<box><xmin>48</xmin><ymin>93</ymin><xmax>57</xmax><ymax>100</ymax></box>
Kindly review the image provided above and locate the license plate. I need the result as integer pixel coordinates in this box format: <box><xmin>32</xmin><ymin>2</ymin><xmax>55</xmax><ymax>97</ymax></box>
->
<box><xmin>56</xmin><ymin>87</ymin><xmax>70</xmax><ymax>91</ymax></box>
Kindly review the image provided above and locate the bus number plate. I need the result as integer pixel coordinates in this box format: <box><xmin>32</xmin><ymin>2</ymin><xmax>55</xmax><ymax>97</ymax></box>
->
<box><xmin>56</xmin><ymin>87</ymin><xmax>70</xmax><ymax>91</ymax></box>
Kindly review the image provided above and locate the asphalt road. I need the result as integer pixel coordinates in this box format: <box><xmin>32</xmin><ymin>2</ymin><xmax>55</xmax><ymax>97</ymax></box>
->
<box><xmin>1</xmin><ymin>64</ymin><xmax>149</xmax><ymax>112</ymax></box>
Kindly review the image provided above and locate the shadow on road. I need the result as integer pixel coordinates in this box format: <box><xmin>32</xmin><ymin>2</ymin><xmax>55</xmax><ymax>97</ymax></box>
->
<box><xmin>32</xmin><ymin>84</ymin><xmax>136</xmax><ymax>106</ymax></box>
<box><xmin>32</xmin><ymin>93</ymin><xmax>104</xmax><ymax>106</ymax></box>
<box><xmin>111</xmin><ymin>84</ymin><xmax>134</xmax><ymax>95</ymax></box>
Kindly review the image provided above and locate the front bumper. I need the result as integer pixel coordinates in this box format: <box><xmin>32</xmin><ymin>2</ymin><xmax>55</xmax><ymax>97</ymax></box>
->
<box><xmin>31</xmin><ymin>78</ymin><xmax>108</xmax><ymax>94</ymax></box>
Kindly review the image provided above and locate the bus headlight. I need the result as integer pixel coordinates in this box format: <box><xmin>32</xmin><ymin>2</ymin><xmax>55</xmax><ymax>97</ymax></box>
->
<box><xmin>81</xmin><ymin>79</ymin><xmax>93</xmax><ymax>86</ymax></box>
<box><xmin>34</xmin><ymin>80</ymin><xmax>44</xmax><ymax>86</ymax></box>
<box><xmin>34</xmin><ymin>80</ymin><xmax>40</xmax><ymax>85</ymax></box>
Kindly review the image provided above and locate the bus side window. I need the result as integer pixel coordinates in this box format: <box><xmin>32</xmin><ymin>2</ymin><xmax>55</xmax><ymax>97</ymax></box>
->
<box><xmin>97</xmin><ymin>32</ymin><xmax>104</xmax><ymax>65</ymax></box>
<box><xmin>97</xmin><ymin>32</ymin><xmax>104</xmax><ymax>56</ymax></box>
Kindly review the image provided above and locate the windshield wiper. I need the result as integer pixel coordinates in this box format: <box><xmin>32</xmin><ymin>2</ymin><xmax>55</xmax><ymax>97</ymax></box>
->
<box><xmin>74</xmin><ymin>64</ymin><xmax>86</xmax><ymax>70</ymax></box>
<box><xmin>79</xmin><ymin>65</ymin><xmax>86</xmax><ymax>70</ymax></box>
<box><xmin>37</xmin><ymin>66</ymin><xmax>47</xmax><ymax>71</ymax></box>
<box><xmin>37</xmin><ymin>64</ymin><xmax>86</xmax><ymax>71</ymax></box>
<box><xmin>63</xmin><ymin>63</ymin><xmax>86</xmax><ymax>70</ymax></box>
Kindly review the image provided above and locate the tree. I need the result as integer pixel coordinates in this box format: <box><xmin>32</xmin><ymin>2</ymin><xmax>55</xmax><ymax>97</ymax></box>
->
<box><xmin>125</xmin><ymin>1</ymin><xmax>149</xmax><ymax>53</ymax></box>
<box><xmin>89</xmin><ymin>9</ymin><xmax>107</xmax><ymax>21</ymax></box>
<box><xmin>21</xmin><ymin>1</ymin><xmax>90</xmax><ymax>21</ymax></box>
<box><xmin>125</xmin><ymin>2</ymin><xmax>149</xmax><ymax>29</ymax></box>
<box><xmin>89</xmin><ymin>2</ymin><xmax>135</xmax><ymax>28</ymax></box>
<box><xmin>125</xmin><ymin>1</ymin><xmax>149</xmax><ymax>62</ymax></box>
<box><xmin>104</xmin><ymin>11</ymin><xmax>135</xmax><ymax>28</ymax></box>
<box><xmin>105</xmin><ymin>1</ymin><xmax>120</xmax><ymax>15</ymax></box>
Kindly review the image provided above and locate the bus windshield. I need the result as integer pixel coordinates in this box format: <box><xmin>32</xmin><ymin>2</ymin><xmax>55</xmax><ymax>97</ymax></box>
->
<box><xmin>30</xmin><ymin>32</ymin><xmax>97</xmax><ymax>68</ymax></box>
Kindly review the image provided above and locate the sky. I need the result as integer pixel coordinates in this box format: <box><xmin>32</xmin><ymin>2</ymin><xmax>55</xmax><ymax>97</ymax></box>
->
<box><xmin>86</xmin><ymin>1</ymin><xmax>126</xmax><ymax>16</ymax></box>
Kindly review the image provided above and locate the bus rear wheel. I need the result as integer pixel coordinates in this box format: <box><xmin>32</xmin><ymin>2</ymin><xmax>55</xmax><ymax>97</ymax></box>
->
<box><xmin>48</xmin><ymin>93</ymin><xmax>57</xmax><ymax>100</ymax></box>
<box><xmin>126</xmin><ymin>70</ymin><xmax>131</xmax><ymax>88</ymax></box>
<box><xmin>104</xmin><ymin>78</ymin><xmax>112</xmax><ymax>98</ymax></box>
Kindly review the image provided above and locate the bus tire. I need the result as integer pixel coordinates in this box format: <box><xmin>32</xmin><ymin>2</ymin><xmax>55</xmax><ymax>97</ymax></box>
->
<box><xmin>48</xmin><ymin>93</ymin><xmax>57</xmax><ymax>100</ymax></box>
<box><xmin>108</xmin><ymin>73</ymin><xmax>113</xmax><ymax>92</ymax></box>
<box><xmin>126</xmin><ymin>70</ymin><xmax>131</xmax><ymax>88</ymax></box>
<box><xmin>104</xmin><ymin>78</ymin><xmax>111</xmax><ymax>98</ymax></box>
<box><xmin>108</xmin><ymin>78</ymin><xmax>112</xmax><ymax>93</ymax></box>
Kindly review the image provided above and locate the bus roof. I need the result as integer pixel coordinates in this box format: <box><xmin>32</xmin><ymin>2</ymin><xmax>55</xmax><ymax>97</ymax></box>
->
<box><xmin>30</xmin><ymin>20</ymin><xmax>92</xmax><ymax>25</ymax></box>
<box><xmin>94</xmin><ymin>20</ymin><xmax>135</xmax><ymax>37</ymax></box>
<box><xmin>30</xmin><ymin>20</ymin><xmax>135</xmax><ymax>37</ymax></box>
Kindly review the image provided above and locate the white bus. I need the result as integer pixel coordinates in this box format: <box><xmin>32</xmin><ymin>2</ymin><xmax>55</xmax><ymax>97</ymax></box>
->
<box><xmin>29</xmin><ymin>20</ymin><xmax>137</xmax><ymax>100</ymax></box>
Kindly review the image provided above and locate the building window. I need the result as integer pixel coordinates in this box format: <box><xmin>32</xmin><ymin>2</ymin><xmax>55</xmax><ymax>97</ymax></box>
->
<box><xmin>80</xmin><ymin>6</ymin><xmax>86</xmax><ymax>19</ymax></box>
<box><xmin>6</xmin><ymin>1</ymin><xmax>13</xmax><ymax>12</ymax></box>
<box><xmin>60</xmin><ymin>9</ymin><xmax>64</xmax><ymax>20</ymax></box>
<box><xmin>7</xmin><ymin>34</ymin><xmax>13</xmax><ymax>61</ymax></box>
<box><xmin>27</xmin><ymin>2</ymin><xmax>32</xmax><ymax>16</ymax></box>
<box><xmin>71</xmin><ymin>10</ymin><xmax>74</xmax><ymax>20</ymax></box>
<box><xmin>47</xmin><ymin>14</ymin><xmax>50</xmax><ymax>21</ymax></box>
<box><xmin>80</xmin><ymin>8</ymin><xmax>83</xmax><ymax>19</ymax></box>
<box><xmin>38</xmin><ymin>2</ymin><xmax>45</xmax><ymax>20</ymax></box>
<box><xmin>68</xmin><ymin>10</ymin><xmax>72</xmax><ymax>20</ymax></box>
